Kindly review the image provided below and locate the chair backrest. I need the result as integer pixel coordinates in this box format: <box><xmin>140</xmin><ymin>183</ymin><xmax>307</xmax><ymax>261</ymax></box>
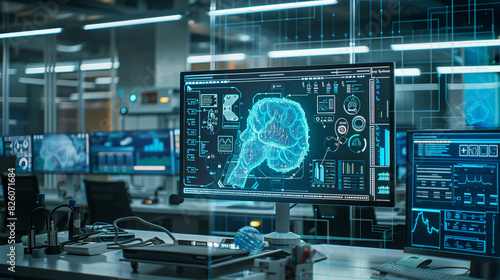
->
<box><xmin>1</xmin><ymin>173</ymin><xmax>40</xmax><ymax>234</ymax></box>
<box><xmin>83</xmin><ymin>179</ymin><xmax>133</xmax><ymax>224</ymax></box>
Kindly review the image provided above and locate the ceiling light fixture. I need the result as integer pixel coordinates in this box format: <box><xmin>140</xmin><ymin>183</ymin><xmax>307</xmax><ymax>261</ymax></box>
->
<box><xmin>83</xmin><ymin>15</ymin><xmax>183</xmax><ymax>30</ymax></box>
<box><xmin>25</xmin><ymin>59</ymin><xmax>119</xmax><ymax>74</ymax></box>
<box><xmin>395</xmin><ymin>68</ymin><xmax>421</xmax><ymax>77</ymax></box>
<box><xmin>436</xmin><ymin>65</ymin><xmax>500</xmax><ymax>74</ymax></box>
<box><xmin>19</xmin><ymin>77</ymin><xmax>95</xmax><ymax>88</ymax></box>
<box><xmin>268</xmin><ymin>46</ymin><xmax>369</xmax><ymax>58</ymax></box>
<box><xmin>0</xmin><ymin>28</ymin><xmax>62</xmax><ymax>39</ymax></box>
<box><xmin>208</xmin><ymin>0</ymin><xmax>337</xmax><ymax>16</ymax></box>
<box><xmin>95</xmin><ymin>77</ymin><xmax>119</xmax><ymax>84</ymax></box>
<box><xmin>391</xmin><ymin>39</ymin><xmax>500</xmax><ymax>51</ymax></box>
<box><xmin>25</xmin><ymin>65</ymin><xmax>76</xmax><ymax>74</ymax></box>
<box><xmin>187</xmin><ymin>53</ymin><xmax>246</xmax><ymax>63</ymax></box>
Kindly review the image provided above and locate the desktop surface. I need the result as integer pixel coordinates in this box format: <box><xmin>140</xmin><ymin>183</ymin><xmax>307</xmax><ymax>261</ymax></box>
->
<box><xmin>0</xmin><ymin>230</ymin><xmax>475</xmax><ymax>280</ymax></box>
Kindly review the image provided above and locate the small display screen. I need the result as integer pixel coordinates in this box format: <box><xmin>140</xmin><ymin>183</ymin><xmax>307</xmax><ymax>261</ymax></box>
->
<box><xmin>4</xmin><ymin>135</ymin><xmax>32</xmax><ymax>173</ymax></box>
<box><xmin>90</xmin><ymin>129</ymin><xmax>175</xmax><ymax>175</ymax></box>
<box><xmin>33</xmin><ymin>133</ymin><xmax>90</xmax><ymax>174</ymax></box>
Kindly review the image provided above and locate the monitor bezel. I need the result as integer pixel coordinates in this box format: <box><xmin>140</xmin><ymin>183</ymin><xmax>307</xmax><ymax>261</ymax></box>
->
<box><xmin>405</xmin><ymin>129</ymin><xmax>500</xmax><ymax>263</ymax></box>
<box><xmin>180</xmin><ymin>62</ymin><xmax>395</xmax><ymax>206</ymax></box>
<box><xmin>32</xmin><ymin>132</ymin><xmax>90</xmax><ymax>174</ymax></box>
<box><xmin>89</xmin><ymin>129</ymin><xmax>176</xmax><ymax>175</ymax></box>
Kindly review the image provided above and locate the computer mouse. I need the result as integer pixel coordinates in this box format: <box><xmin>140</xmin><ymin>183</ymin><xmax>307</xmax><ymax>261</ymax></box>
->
<box><xmin>396</xmin><ymin>256</ymin><xmax>432</xmax><ymax>268</ymax></box>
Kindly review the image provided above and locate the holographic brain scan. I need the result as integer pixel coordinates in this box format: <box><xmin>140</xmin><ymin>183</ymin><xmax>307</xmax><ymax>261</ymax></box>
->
<box><xmin>227</xmin><ymin>98</ymin><xmax>310</xmax><ymax>188</ymax></box>
<box><xmin>33</xmin><ymin>133</ymin><xmax>90</xmax><ymax>174</ymax></box>
<box><xmin>181</xmin><ymin>63</ymin><xmax>394</xmax><ymax>206</ymax></box>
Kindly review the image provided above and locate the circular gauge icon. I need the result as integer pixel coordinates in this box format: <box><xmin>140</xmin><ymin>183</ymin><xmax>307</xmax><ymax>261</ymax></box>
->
<box><xmin>205</xmin><ymin>154</ymin><xmax>221</xmax><ymax>174</ymax></box>
<box><xmin>335</xmin><ymin>118</ymin><xmax>349</xmax><ymax>136</ymax></box>
<box><xmin>343</xmin><ymin>95</ymin><xmax>360</xmax><ymax>115</ymax></box>
<box><xmin>13</xmin><ymin>140</ymin><xmax>20</xmax><ymax>152</ymax></box>
<box><xmin>348</xmin><ymin>134</ymin><xmax>367</xmax><ymax>153</ymax></box>
<box><xmin>23</xmin><ymin>139</ymin><xmax>29</xmax><ymax>149</ymax></box>
<box><xmin>352</xmin><ymin>116</ymin><xmax>366</xmax><ymax>132</ymax></box>
<box><xmin>19</xmin><ymin>158</ymin><xmax>28</xmax><ymax>171</ymax></box>
<box><xmin>338</xmin><ymin>125</ymin><xmax>347</xmax><ymax>135</ymax></box>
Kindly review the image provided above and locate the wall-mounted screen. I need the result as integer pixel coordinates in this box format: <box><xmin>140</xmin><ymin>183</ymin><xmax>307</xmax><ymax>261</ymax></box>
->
<box><xmin>4</xmin><ymin>135</ymin><xmax>32</xmax><ymax>173</ymax></box>
<box><xmin>90</xmin><ymin>129</ymin><xmax>175</xmax><ymax>175</ymax></box>
<box><xmin>180</xmin><ymin>63</ymin><xmax>395</xmax><ymax>206</ymax></box>
<box><xmin>33</xmin><ymin>133</ymin><xmax>90</xmax><ymax>174</ymax></box>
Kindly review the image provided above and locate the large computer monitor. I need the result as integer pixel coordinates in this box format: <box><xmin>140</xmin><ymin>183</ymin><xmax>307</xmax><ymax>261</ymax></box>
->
<box><xmin>180</xmin><ymin>63</ymin><xmax>394</xmax><ymax>207</ymax></box>
<box><xmin>33</xmin><ymin>133</ymin><xmax>90</xmax><ymax>174</ymax></box>
<box><xmin>406</xmin><ymin>130</ymin><xmax>500</xmax><ymax>279</ymax></box>
<box><xmin>90</xmin><ymin>129</ymin><xmax>175</xmax><ymax>175</ymax></box>
<box><xmin>3</xmin><ymin>135</ymin><xmax>32</xmax><ymax>173</ymax></box>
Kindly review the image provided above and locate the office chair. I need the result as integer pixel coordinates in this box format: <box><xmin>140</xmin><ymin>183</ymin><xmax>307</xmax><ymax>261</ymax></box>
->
<box><xmin>1</xmin><ymin>173</ymin><xmax>41</xmax><ymax>238</ymax></box>
<box><xmin>83</xmin><ymin>179</ymin><xmax>134</xmax><ymax>225</ymax></box>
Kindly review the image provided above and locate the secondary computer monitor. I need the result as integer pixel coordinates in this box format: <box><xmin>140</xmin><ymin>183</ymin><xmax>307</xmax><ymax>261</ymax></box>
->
<box><xmin>406</xmin><ymin>130</ymin><xmax>500</xmax><ymax>279</ymax></box>
<box><xmin>3</xmin><ymin>135</ymin><xmax>32</xmax><ymax>173</ymax></box>
<box><xmin>0</xmin><ymin>137</ymin><xmax>4</xmax><ymax>156</ymax></box>
<box><xmin>180</xmin><ymin>62</ymin><xmax>395</xmax><ymax>207</ymax></box>
<box><xmin>33</xmin><ymin>133</ymin><xmax>90</xmax><ymax>174</ymax></box>
<box><xmin>174</xmin><ymin>128</ymin><xmax>180</xmax><ymax>175</ymax></box>
<box><xmin>90</xmin><ymin>129</ymin><xmax>175</xmax><ymax>175</ymax></box>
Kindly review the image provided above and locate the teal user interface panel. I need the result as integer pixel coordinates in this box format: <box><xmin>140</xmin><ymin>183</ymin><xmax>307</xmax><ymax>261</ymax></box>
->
<box><xmin>181</xmin><ymin>63</ymin><xmax>395</xmax><ymax>206</ymax></box>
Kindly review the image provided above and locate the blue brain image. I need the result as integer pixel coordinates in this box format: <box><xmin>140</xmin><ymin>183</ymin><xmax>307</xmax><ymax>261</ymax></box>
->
<box><xmin>227</xmin><ymin>98</ymin><xmax>309</xmax><ymax>188</ymax></box>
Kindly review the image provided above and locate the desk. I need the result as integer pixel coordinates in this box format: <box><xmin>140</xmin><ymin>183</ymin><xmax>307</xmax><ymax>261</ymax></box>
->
<box><xmin>0</xmin><ymin>231</ymin><xmax>471</xmax><ymax>280</ymax></box>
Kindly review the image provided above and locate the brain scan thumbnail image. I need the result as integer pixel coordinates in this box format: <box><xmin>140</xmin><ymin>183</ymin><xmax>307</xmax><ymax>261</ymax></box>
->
<box><xmin>38</xmin><ymin>134</ymin><xmax>88</xmax><ymax>172</ymax></box>
<box><xmin>227</xmin><ymin>98</ymin><xmax>310</xmax><ymax>188</ymax></box>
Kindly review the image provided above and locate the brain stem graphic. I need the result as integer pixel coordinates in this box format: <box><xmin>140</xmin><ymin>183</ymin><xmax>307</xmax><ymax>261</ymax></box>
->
<box><xmin>227</xmin><ymin>98</ymin><xmax>309</xmax><ymax>188</ymax></box>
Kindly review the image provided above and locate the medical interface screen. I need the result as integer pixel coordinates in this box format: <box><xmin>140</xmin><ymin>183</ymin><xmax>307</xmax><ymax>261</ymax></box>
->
<box><xmin>4</xmin><ymin>135</ymin><xmax>32</xmax><ymax>173</ymax></box>
<box><xmin>181</xmin><ymin>63</ymin><xmax>394</xmax><ymax>206</ymax></box>
<box><xmin>33</xmin><ymin>133</ymin><xmax>90</xmax><ymax>174</ymax></box>
<box><xmin>407</xmin><ymin>131</ymin><xmax>500</xmax><ymax>258</ymax></box>
<box><xmin>90</xmin><ymin>129</ymin><xmax>175</xmax><ymax>175</ymax></box>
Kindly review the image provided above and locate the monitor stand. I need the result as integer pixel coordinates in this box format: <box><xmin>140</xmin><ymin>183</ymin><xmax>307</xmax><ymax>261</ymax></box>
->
<box><xmin>264</xmin><ymin>203</ymin><xmax>301</xmax><ymax>252</ymax></box>
<box><xmin>470</xmin><ymin>259</ymin><xmax>500</xmax><ymax>279</ymax></box>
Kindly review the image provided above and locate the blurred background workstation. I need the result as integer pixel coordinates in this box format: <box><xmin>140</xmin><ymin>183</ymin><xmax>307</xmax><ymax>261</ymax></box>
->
<box><xmin>0</xmin><ymin>0</ymin><xmax>499</xmax><ymax>279</ymax></box>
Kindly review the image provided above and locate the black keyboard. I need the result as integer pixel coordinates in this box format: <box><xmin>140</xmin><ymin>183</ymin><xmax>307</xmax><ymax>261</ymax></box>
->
<box><xmin>371</xmin><ymin>262</ymin><xmax>480</xmax><ymax>280</ymax></box>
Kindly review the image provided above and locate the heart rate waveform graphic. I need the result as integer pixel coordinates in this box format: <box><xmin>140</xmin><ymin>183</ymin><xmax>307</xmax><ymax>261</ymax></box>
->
<box><xmin>411</xmin><ymin>211</ymin><xmax>441</xmax><ymax>249</ymax></box>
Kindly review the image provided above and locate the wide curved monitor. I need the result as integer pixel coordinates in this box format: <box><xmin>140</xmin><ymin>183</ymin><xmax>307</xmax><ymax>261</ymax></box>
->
<box><xmin>406</xmin><ymin>130</ymin><xmax>500</xmax><ymax>278</ymax></box>
<box><xmin>33</xmin><ymin>133</ymin><xmax>90</xmax><ymax>174</ymax></box>
<box><xmin>90</xmin><ymin>129</ymin><xmax>175</xmax><ymax>175</ymax></box>
<box><xmin>180</xmin><ymin>63</ymin><xmax>395</xmax><ymax>206</ymax></box>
